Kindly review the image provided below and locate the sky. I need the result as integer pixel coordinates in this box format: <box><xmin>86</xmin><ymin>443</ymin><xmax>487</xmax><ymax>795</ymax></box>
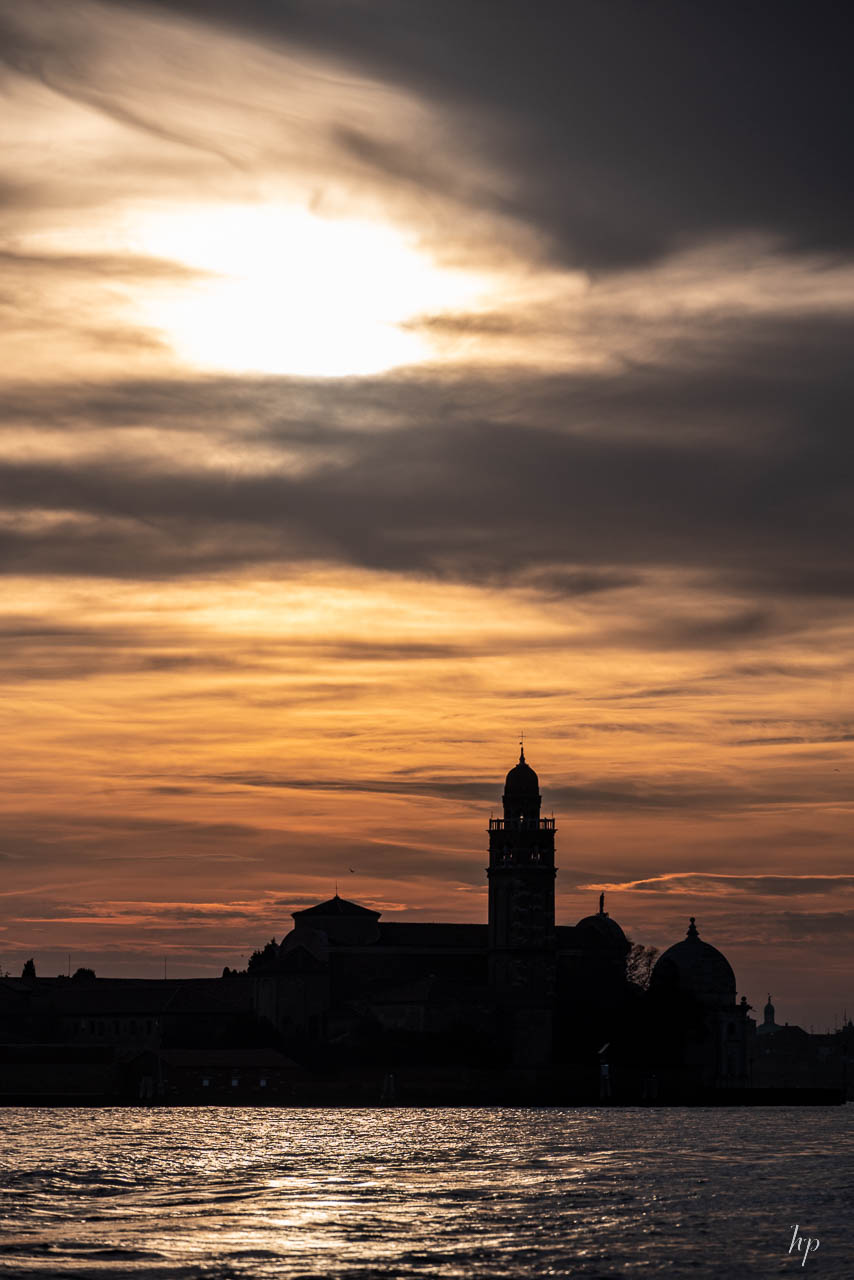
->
<box><xmin>0</xmin><ymin>0</ymin><xmax>852</xmax><ymax>1028</ymax></box>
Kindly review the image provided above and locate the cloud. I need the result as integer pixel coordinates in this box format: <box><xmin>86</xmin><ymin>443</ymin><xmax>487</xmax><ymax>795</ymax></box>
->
<box><xmin>0</xmin><ymin>302</ymin><xmax>848</xmax><ymax>620</ymax></box>
<box><xmin>207</xmin><ymin>771</ymin><xmax>823</xmax><ymax>816</ymax></box>
<box><xmin>592</xmin><ymin>872</ymin><xmax>854</xmax><ymax>898</ymax></box>
<box><xmin>0</xmin><ymin>0</ymin><xmax>479</xmax><ymax>228</ymax></box>
<box><xmin>0</xmin><ymin>6</ymin><xmax>852</xmax><ymax>630</ymax></box>
<box><xmin>0</xmin><ymin>616</ymin><xmax>249</xmax><ymax>682</ymax></box>
<box><xmin>0</xmin><ymin>249</ymin><xmax>204</xmax><ymax>281</ymax></box>
<box><xmin>776</xmin><ymin>910</ymin><xmax>854</xmax><ymax>938</ymax></box>
<box><xmin>733</xmin><ymin>734</ymin><xmax>854</xmax><ymax>747</ymax></box>
<box><xmin>109</xmin><ymin>0</ymin><xmax>854</xmax><ymax>270</ymax></box>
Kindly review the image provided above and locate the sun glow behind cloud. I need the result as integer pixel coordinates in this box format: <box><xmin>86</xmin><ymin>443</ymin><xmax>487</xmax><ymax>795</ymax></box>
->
<box><xmin>130</xmin><ymin>204</ymin><xmax>489</xmax><ymax>377</ymax></box>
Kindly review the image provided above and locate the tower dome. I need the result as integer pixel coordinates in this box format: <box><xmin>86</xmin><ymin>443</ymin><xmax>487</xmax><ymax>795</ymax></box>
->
<box><xmin>504</xmin><ymin>746</ymin><xmax>539</xmax><ymax>797</ymax></box>
<box><xmin>650</xmin><ymin>917</ymin><xmax>736</xmax><ymax>1007</ymax></box>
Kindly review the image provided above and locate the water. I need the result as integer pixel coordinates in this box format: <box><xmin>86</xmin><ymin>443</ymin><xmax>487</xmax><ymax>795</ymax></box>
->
<box><xmin>0</xmin><ymin>1107</ymin><xmax>851</xmax><ymax>1279</ymax></box>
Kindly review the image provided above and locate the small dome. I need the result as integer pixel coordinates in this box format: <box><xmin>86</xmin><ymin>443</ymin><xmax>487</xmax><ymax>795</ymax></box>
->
<box><xmin>504</xmin><ymin>747</ymin><xmax>539</xmax><ymax>796</ymax></box>
<box><xmin>757</xmin><ymin>993</ymin><xmax>777</xmax><ymax>1036</ymax></box>
<box><xmin>576</xmin><ymin>914</ymin><xmax>629</xmax><ymax>948</ymax></box>
<box><xmin>576</xmin><ymin>892</ymin><xmax>629</xmax><ymax>951</ymax></box>
<box><xmin>651</xmin><ymin>917</ymin><xmax>736</xmax><ymax>1007</ymax></box>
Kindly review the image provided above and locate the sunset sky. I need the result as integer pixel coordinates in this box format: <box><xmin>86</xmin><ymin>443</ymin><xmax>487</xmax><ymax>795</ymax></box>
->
<box><xmin>1</xmin><ymin>1</ymin><xmax>852</xmax><ymax>1028</ymax></box>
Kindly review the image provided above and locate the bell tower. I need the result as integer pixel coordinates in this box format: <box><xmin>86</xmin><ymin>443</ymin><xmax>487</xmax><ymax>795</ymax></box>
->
<box><xmin>487</xmin><ymin>747</ymin><xmax>557</xmax><ymax>1060</ymax></box>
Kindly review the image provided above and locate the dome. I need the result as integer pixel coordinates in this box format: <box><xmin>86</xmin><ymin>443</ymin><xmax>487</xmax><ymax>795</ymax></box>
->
<box><xmin>650</xmin><ymin>917</ymin><xmax>736</xmax><ymax>1008</ymax></box>
<box><xmin>504</xmin><ymin>746</ymin><xmax>539</xmax><ymax>796</ymax></box>
<box><xmin>757</xmin><ymin>994</ymin><xmax>777</xmax><ymax>1035</ymax></box>
<box><xmin>576</xmin><ymin>893</ymin><xmax>629</xmax><ymax>952</ymax></box>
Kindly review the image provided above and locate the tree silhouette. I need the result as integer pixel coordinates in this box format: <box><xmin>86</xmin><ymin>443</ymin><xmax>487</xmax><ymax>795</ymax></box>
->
<box><xmin>625</xmin><ymin>940</ymin><xmax>659</xmax><ymax>990</ymax></box>
<box><xmin>21</xmin><ymin>958</ymin><xmax>36</xmax><ymax>980</ymax></box>
<box><xmin>248</xmin><ymin>938</ymin><xmax>279</xmax><ymax>973</ymax></box>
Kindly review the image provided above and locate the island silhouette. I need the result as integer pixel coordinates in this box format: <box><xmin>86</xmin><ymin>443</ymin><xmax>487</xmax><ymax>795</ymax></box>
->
<box><xmin>1</xmin><ymin>752</ymin><xmax>850</xmax><ymax>1105</ymax></box>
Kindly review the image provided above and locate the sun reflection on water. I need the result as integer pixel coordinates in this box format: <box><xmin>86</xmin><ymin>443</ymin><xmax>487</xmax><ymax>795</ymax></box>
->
<box><xmin>0</xmin><ymin>1107</ymin><xmax>849</xmax><ymax>1278</ymax></box>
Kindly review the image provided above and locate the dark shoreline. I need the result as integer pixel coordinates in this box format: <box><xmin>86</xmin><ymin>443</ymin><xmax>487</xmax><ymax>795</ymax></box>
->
<box><xmin>1</xmin><ymin>1087</ymin><xmax>846</xmax><ymax>1108</ymax></box>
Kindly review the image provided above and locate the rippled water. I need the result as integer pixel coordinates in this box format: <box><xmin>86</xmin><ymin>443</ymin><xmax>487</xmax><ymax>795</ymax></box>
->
<box><xmin>0</xmin><ymin>1107</ymin><xmax>851</xmax><ymax>1278</ymax></box>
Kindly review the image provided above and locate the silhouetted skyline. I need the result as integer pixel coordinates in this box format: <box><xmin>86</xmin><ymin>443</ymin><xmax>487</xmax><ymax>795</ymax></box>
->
<box><xmin>4</xmin><ymin>752</ymin><xmax>850</xmax><ymax>1106</ymax></box>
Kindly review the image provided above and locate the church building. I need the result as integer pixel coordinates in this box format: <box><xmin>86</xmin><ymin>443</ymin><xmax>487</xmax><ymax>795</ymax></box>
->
<box><xmin>254</xmin><ymin>749</ymin><xmax>632</xmax><ymax>1067</ymax></box>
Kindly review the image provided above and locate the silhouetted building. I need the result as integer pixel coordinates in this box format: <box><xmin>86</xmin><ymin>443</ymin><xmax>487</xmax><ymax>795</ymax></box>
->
<box><xmin>647</xmin><ymin>917</ymin><xmax>752</xmax><ymax>1090</ymax></box>
<box><xmin>751</xmin><ymin>1000</ymin><xmax>847</xmax><ymax>1093</ymax></box>
<box><xmin>129</xmin><ymin>1047</ymin><xmax>305</xmax><ymax>1102</ymax></box>
<box><xmin>254</xmin><ymin>750</ymin><xmax>633</xmax><ymax>1075</ymax></box>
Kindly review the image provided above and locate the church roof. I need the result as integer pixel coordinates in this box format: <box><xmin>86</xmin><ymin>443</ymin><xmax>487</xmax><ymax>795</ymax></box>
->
<box><xmin>292</xmin><ymin>894</ymin><xmax>380</xmax><ymax>920</ymax></box>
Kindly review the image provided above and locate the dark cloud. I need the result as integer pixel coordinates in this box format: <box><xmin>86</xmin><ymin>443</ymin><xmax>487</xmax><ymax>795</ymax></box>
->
<box><xmin>598</xmin><ymin>685</ymin><xmax>717</xmax><ymax>703</ymax></box>
<box><xmin>0</xmin><ymin>810</ymin><xmax>271</xmax><ymax>869</ymax></box>
<box><xmin>115</xmin><ymin>0</ymin><xmax>854</xmax><ymax>270</ymax></box>
<box><xmin>211</xmin><ymin>772</ymin><xmax>499</xmax><ymax>803</ymax></box>
<box><xmin>0</xmin><ymin>305</ymin><xmax>851</xmax><ymax>623</ymax></box>
<box><xmin>734</xmin><ymin>734</ymin><xmax>854</xmax><ymax>747</ymax></box>
<box><xmin>11</xmin><ymin>900</ymin><xmax>275</xmax><ymax>925</ymax></box>
<box><xmin>736</xmin><ymin>877</ymin><xmax>854</xmax><ymax>897</ymax></box>
<box><xmin>406</xmin><ymin>310</ymin><xmax>537</xmax><ymax>338</ymax></box>
<box><xmin>725</xmin><ymin>663</ymin><xmax>849</xmax><ymax>681</ymax></box>
<box><xmin>0</xmin><ymin>808</ymin><xmax>475</xmax><ymax>888</ymax></box>
<box><xmin>776</xmin><ymin>910</ymin><xmax>854</xmax><ymax>939</ymax></box>
<box><xmin>572</xmin><ymin>722</ymin><xmax>682</xmax><ymax>736</ymax></box>
<box><xmin>612</xmin><ymin>609</ymin><xmax>779</xmax><ymax>652</ymax></box>
<box><xmin>0</xmin><ymin>249</ymin><xmax>205</xmax><ymax>280</ymax></box>
<box><xmin>207</xmin><ymin>771</ymin><xmax>829</xmax><ymax>816</ymax></box>
<box><xmin>0</xmin><ymin>618</ymin><xmax>246</xmax><ymax>682</ymax></box>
